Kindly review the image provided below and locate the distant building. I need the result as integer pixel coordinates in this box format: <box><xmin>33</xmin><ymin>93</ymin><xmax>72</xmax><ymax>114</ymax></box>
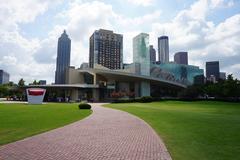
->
<box><xmin>89</xmin><ymin>29</ymin><xmax>123</xmax><ymax>69</ymax></box>
<box><xmin>133</xmin><ymin>33</ymin><xmax>150</xmax><ymax>96</ymax></box>
<box><xmin>158</xmin><ymin>36</ymin><xmax>169</xmax><ymax>63</ymax></box>
<box><xmin>194</xmin><ymin>75</ymin><xmax>205</xmax><ymax>85</ymax></box>
<box><xmin>55</xmin><ymin>30</ymin><xmax>71</xmax><ymax>84</ymax></box>
<box><xmin>39</xmin><ymin>80</ymin><xmax>47</xmax><ymax>85</ymax></box>
<box><xmin>209</xmin><ymin>75</ymin><xmax>217</xmax><ymax>83</ymax></box>
<box><xmin>149</xmin><ymin>45</ymin><xmax>156</xmax><ymax>63</ymax></box>
<box><xmin>152</xmin><ymin>63</ymin><xmax>204</xmax><ymax>85</ymax></box>
<box><xmin>133</xmin><ymin>33</ymin><xmax>150</xmax><ymax>76</ymax></box>
<box><xmin>206</xmin><ymin>61</ymin><xmax>220</xmax><ymax>80</ymax></box>
<box><xmin>80</xmin><ymin>63</ymin><xmax>89</xmax><ymax>69</ymax></box>
<box><xmin>0</xmin><ymin>70</ymin><xmax>10</xmax><ymax>84</ymax></box>
<box><xmin>174</xmin><ymin>52</ymin><xmax>188</xmax><ymax>65</ymax></box>
<box><xmin>220</xmin><ymin>72</ymin><xmax>226</xmax><ymax>80</ymax></box>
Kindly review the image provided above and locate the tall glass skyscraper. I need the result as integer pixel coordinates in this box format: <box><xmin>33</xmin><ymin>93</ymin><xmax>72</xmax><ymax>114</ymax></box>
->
<box><xmin>55</xmin><ymin>30</ymin><xmax>71</xmax><ymax>84</ymax></box>
<box><xmin>133</xmin><ymin>33</ymin><xmax>150</xmax><ymax>97</ymax></box>
<box><xmin>158</xmin><ymin>36</ymin><xmax>169</xmax><ymax>63</ymax></box>
<box><xmin>0</xmin><ymin>70</ymin><xmax>9</xmax><ymax>84</ymax></box>
<box><xmin>89</xmin><ymin>29</ymin><xmax>123</xmax><ymax>69</ymax></box>
<box><xmin>133</xmin><ymin>33</ymin><xmax>150</xmax><ymax>76</ymax></box>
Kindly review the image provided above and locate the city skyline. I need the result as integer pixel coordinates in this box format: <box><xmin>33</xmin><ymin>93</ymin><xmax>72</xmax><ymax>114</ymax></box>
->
<box><xmin>0</xmin><ymin>0</ymin><xmax>240</xmax><ymax>83</ymax></box>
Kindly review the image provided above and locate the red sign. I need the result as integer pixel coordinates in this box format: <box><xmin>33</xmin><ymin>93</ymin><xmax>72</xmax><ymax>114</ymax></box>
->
<box><xmin>28</xmin><ymin>89</ymin><xmax>45</xmax><ymax>96</ymax></box>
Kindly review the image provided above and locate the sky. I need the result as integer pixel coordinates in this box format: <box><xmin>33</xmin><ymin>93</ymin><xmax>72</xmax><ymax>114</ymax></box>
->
<box><xmin>0</xmin><ymin>0</ymin><xmax>240</xmax><ymax>84</ymax></box>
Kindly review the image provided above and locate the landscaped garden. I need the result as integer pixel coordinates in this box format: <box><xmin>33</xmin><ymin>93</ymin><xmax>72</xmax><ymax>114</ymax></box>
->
<box><xmin>105</xmin><ymin>101</ymin><xmax>240</xmax><ymax>160</ymax></box>
<box><xmin>0</xmin><ymin>103</ymin><xmax>91</xmax><ymax>145</ymax></box>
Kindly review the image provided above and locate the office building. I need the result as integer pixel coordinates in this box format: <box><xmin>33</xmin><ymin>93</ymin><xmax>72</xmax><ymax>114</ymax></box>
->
<box><xmin>220</xmin><ymin>72</ymin><xmax>226</xmax><ymax>80</ymax></box>
<box><xmin>133</xmin><ymin>33</ymin><xmax>150</xmax><ymax>96</ymax></box>
<box><xmin>158</xmin><ymin>36</ymin><xmax>169</xmax><ymax>63</ymax></box>
<box><xmin>39</xmin><ymin>80</ymin><xmax>47</xmax><ymax>85</ymax></box>
<box><xmin>89</xmin><ymin>29</ymin><xmax>123</xmax><ymax>69</ymax></box>
<box><xmin>174</xmin><ymin>52</ymin><xmax>188</xmax><ymax>65</ymax></box>
<box><xmin>193</xmin><ymin>75</ymin><xmax>205</xmax><ymax>85</ymax></box>
<box><xmin>149</xmin><ymin>45</ymin><xmax>156</xmax><ymax>63</ymax></box>
<box><xmin>152</xmin><ymin>63</ymin><xmax>204</xmax><ymax>85</ymax></box>
<box><xmin>133</xmin><ymin>33</ymin><xmax>150</xmax><ymax>76</ymax></box>
<box><xmin>0</xmin><ymin>70</ymin><xmax>10</xmax><ymax>84</ymax></box>
<box><xmin>55</xmin><ymin>30</ymin><xmax>71</xmax><ymax>84</ymax></box>
<box><xmin>206</xmin><ymin>61</ymin><xmax>220</xmax><ymax>80</ymax></box>
<box><xmin>80</xmin><ymin>63</ymin><xmax>89</xmax><ymax>69</ymax></box>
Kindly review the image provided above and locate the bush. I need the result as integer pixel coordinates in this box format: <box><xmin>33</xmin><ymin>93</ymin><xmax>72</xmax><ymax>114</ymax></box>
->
<box><xmin>137</xmin><ymin>96</ymin><xmax>153</xmax><ymax>103</ymax></box>
<box><xmin>78</xmin><ymin>103</ymin><xmax>91</xmax><ymax>109</ymax></box>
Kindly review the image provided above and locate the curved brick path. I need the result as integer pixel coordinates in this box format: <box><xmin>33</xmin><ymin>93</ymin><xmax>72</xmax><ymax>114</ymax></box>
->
<box><xmin>0</xmin><ymin>103</ymin><xmax>171</xmax><ymax>160</ymax></box>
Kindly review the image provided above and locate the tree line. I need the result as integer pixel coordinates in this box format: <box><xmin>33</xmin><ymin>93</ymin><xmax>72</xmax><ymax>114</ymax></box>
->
<box><xmin>179</xmin><ymin>74</ymin><xmax>240</xmax><ymax>101</ymax></box>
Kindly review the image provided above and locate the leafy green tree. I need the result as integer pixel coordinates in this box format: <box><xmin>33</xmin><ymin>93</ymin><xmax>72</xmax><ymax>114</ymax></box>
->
<box><xmin>18</xmin><ymin>78</ymin><xmax>25</xmax><ymax>87</ymax></box>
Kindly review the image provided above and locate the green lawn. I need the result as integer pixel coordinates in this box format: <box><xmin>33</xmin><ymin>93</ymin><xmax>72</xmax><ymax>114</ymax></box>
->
<box><xmin>105</xmin><ymin>101</ymin><xmax>240</xmax><ymax>160</ymax></box>
<box><xmin>0</xmin><ymin>103</ymin><xmax>91</xmax><ymax>145</ymax></box>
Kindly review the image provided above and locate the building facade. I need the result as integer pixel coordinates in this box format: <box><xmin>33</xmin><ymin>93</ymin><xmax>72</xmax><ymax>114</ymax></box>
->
<box><xmin>151</xmin><ymin>63</ymin><xmax>204</xmax><ymax>85</ymax></box>
<box><xmin>89</xmin><ymin>29</ymin><xmax>123</xmax><ymax>69</ymax></box>
<box><xmin>220</xmin><ymin>72</ymin><xmax>226</xmax><ymax>80</ymax></box>
<box><xmin>206</xmin><ymin>61</ymin><xmax>220</xmax><ymax>80</ymax></box>
<box><xmin>55</xmin><ymin>30</ymin><xmax>71</xmax><ymax>84</ymax></box>
<box><xmin>133</xmin><ymin>33</ymin><xmax>150</xmax><ymax>96</ymax></box>
<box><xmin>174</xmin><ymin>52</ymin><xmax>188</xmax><ymax>65</ymax></box>
<box><xmin>149</xmin><ymin>45</ymin><xmax>156</xmax><ymax>63</ymax></box>
<box><xmin>0</xmin><ymin>70</ymin><xmax>10</xmax><ymax>84</ymax></box>
<box><xmin>39</xmin><ymin>80</ymin><xmax>47</xmax><ymax>85</ymax></box>
<box><xmin>158</xmin><ymin>36</ymin><xmax>169</xmax><ymax>63</ymax></box>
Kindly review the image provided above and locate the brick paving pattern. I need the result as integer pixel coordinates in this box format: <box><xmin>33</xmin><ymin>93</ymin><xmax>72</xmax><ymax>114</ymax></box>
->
<box><xmin>0</xmin><ymin>103</ymin><xmax>172</xmax><ymax>160</ymax></box>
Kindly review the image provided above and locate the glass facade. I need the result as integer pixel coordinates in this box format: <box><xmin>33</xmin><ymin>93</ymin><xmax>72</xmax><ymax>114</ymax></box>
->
<box><xmin>151</xmin><ymin>63</ymin><xmax>204</xmax><ymax>85</ymax></box>
<box><xmin>206</xmin><ymin>61</ymin><xmax>220</xmax><ymax>80</ymax></box>
<box><xmin>55</xmin><ymin>30</ymin><xmax>71</xmax><ymax>84</ymax></box>
<box><xmin>133</xmin><ymin>33</ymin><xmax>150</xmax><ymax>76</ymax></box>
<box><xmin>0</xmin><ymin>70</ymin><xmax>10</xmax><ymax>84</ymax></box>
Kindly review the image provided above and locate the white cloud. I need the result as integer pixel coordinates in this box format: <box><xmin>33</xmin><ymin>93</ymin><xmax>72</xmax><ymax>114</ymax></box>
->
<box><xmin>0</xmin><ymin>0</ymin><xmax>61</xmax><ymax>83</ymax></box>
<box><xmin>210</xmin><ymin>0</ymin><xmax>234</xmax><ymax>8</ymax></box>
<box><xmin>126</xmin><ymin>0</ymin><xmax>155</xmax><ymax>6</ymax></box>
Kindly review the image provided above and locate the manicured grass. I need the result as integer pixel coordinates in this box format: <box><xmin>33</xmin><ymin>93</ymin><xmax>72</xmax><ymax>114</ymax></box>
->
<box><xmin>0</xmin><ymin>103</ymin><xmax>91</xmax><ymax>145</ymax></box>
<box><xmin>105</xmin><ymin>101</ymin><xmax>240</xmax><ymax>160</ymax></box>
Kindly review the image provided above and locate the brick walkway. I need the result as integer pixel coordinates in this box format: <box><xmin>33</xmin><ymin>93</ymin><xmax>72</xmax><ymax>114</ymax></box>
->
<box><xmin>0</xmin><ymin>103</ymin><xmax>171</xmax><ymax>160</ymax></box>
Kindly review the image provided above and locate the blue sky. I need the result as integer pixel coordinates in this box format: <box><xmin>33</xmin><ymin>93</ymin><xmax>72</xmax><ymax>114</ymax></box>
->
<box><xmin>0</xmin><ymin>0</ymin><xmax>240</xmax><ymax>83</ymax></box>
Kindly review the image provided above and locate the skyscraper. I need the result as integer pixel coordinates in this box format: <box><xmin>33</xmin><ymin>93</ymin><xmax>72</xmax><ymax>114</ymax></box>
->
<box><xmin>206</xmin><ymin>61</ymin><xmax>220</xmax><ymax>80</ymax></box>
<box><xmin>220</xmin><ymin>72</ymin><xmax>226</xmax><ymax>80</ymax></box>
<box><xmin>133</xmin><ymin>33</ymin><xmax>150</xmax><ymax>76</ymax></box>
<box><xmin>174</xmin><ymin>52</ymin><xmax>188</xmax><ymax>65</ymax></box>
<box><xmin>89</xmin><ymin>29</ymin><xmax>123</xmax><ymax>69</ymax></box>
<box><xmin>158</xmin><ymin>36</ymin><xmax>169</xmax><ymax>63</ymax></box>
<box><xmin>133</xmin><ymin>33</ymin><xmax>150</xmax><ymax>97</ymax></box>
<box><xmin>55</xmin><ymin>30</ymin><xmax>71</xmax><ymax>84</ymax></box>
<box><xmin>149</xmin><ymin>45</ymin><xmax>156</xmax><ymax>63</ymax></box>
<box><xmin>0</xmin><ymin>70</ymin><xmax>9</xmax><ymax>84</ymax></box>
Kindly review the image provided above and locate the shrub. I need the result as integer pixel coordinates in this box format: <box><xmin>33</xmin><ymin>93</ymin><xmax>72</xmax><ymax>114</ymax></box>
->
<box><xmin>78</xmin><ymin>103</ymin><xmax>91</xmax><ymax>109</ymax></box>
<box><xmin>138</xmin><ymin>96</ymin><xmax>153</xmax><ymax>103</ymax></box>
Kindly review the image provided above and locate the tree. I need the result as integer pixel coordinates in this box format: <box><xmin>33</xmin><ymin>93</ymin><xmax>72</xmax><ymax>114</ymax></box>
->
<box><xmin>32</xmin><ymin>80</ymin><xmax>39</xmax><ymax>85</ymax></box>
<box><xmin>18</xmin><ymin>78</ymin><xmax>25</xmax><ymax>87</ymax></box>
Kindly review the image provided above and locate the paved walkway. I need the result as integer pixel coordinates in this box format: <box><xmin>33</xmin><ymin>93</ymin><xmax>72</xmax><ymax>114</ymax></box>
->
<box><xmin>0</xmin><ymin>103</ymin><xmax>171</xmax><ymax>160</ymax></box>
